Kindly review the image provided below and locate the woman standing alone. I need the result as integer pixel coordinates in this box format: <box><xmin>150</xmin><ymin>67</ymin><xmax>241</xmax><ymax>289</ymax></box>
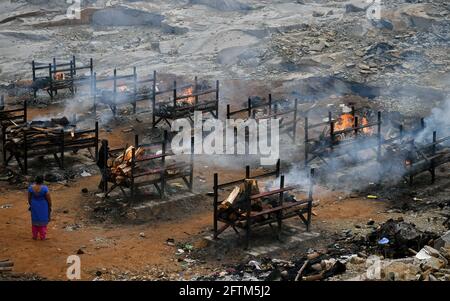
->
<box><xmin>28</xmin><ymin>176</ymin><xmax>52</xmax><ymax>240</ymax></box>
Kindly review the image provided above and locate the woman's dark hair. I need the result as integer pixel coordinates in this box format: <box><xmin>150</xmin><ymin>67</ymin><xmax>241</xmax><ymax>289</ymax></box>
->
<box><xmin>35</xmin><ymin>175</ymin><xmax>44</xmax><ymax>185</ymax></box>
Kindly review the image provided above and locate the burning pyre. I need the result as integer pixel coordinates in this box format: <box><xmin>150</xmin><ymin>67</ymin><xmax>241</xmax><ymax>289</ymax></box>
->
<box><xmin>333</xmin><ymin>112</ymin><xmax>374</xmax><ymax>140</ymax></box>
<box><xmin>4</xmin><ymin>116</ymin><xmax>89</xmax><ymax>154</ymax></box>
<box><xmin>53</xmin><ymin>72</ymin><xmax>66</xmax><ymax>81</ymax></box>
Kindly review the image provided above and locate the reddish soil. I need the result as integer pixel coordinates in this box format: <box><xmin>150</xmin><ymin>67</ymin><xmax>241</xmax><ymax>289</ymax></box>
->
<box><xmin>0</xmin><ymin>102</ymin><xmax>393</xmax><ymax>280</ymax></box>
<box><xmin>0</xmin><ymin>176</ymin><xmax>213</xmax><ymax>280</ymax></box>
<box><xmin>0</xmin><ymin>176</ymin><xmax>391</xmax><ymax>280</ymax></box>
<box><xmin>314</xmin><ymin>187</ymin><xmax>387</xmax><ymax>222</ymax></box>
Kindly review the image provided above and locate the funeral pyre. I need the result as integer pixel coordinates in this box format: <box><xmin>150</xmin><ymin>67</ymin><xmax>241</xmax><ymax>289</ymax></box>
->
<box><xmin>104</xmin><ymin>145</ymin><xmax>189</xmax><ymax>186</ymax></box>
<box><xmin>107</xmin><ymin>145</ymin><xmax>144</xmax><ymax>185</ymax></box>
<box><xmin>154</xmin><ymin>82</ymin><xmax>213</xmax><ymax>118</ymax></box>
<box><xmin>218</xmin><ymin>179</ymin><xmax>310</xmax><ymax>225</ymax></box>
<box><xmin>382</xmin><ymin>134</ymin><xmax>450</xmax><ymax>180</ymax></box>
<box><xmin>4</xmin><ymin>117</ymin><xmax>76</xmax><ymax>153</ymax></box>
<box><xmin>3</xmin><ymin>116</ymin><xmax>98</xmax><ymax>171</ymax></box>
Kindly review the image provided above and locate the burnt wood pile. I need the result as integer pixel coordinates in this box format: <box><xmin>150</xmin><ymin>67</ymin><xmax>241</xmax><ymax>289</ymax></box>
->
<box><xmin>100</xmin><ymin>131</ymin><xmax>194</xmax><ymax>199</ymax></box>
<box><xmin>227</xmin><ymin>94</ymin><xmax>301</xmax><ymax>143</ymax></box>
<box><xmin>304</xmin><ymin>107</ymin><xmax>450</xmax><ymax>184</ymax></box>
<box><xmin>32</xmin><ymin>56</ymin><xmax>94</xmax><ymax>99</ymax></box>
<box><xmin>304</xmin><ymin>107</ymin><xmax>382</xmax><ymax>167</ymax></box>
<box><xmin>393</xmin><ymin>131</ymin><xmax>450</xmax><ymax>185</ymax></box>
<box><xmin>152</xmin><ymin>77</ymin><xmax>219</xmax><ymax>128</ymax></box>
<box><xmin>2</xmin><ymin>117</ymin><xmax>99</xmax><ymax>174</ymax></box>
<box><xmin>212</xmin><ymin>161</ymin><xmax>317</xmax><ymax>249</ymax></box>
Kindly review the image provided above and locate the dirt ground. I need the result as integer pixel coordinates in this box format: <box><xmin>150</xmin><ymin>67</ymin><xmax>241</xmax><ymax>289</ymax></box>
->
<box><xmin>0</xmin><ymin>101</ymin><xmax>446</xmax><ymax>280</ymax></box>
<box><xmin>0</xmin><ymin>175</ymin><xmax>211</xmax><ymax>280</ymax></box>
<box><xmin>0</xmin><ymin>85</ymin><xmax>448</xmax><ymax>281</ymax></box>
<box><xmin>0</xmin><ymin>171</ymin><xmax>390</xmax><ymax>280</ymax></box>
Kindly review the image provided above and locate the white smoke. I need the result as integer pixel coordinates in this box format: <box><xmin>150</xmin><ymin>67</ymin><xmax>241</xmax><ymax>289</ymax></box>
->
<box><xmin>416</xmin><ymin>98</ymin><xmax>450</xmax><ymax>145</ymax></box>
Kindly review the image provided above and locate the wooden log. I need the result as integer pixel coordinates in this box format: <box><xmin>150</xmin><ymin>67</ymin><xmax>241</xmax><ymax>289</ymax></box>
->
<box><xmin>302</xmin><ymin>272</ymin><xmax>324</xmax><ymax>281</ymax></box>
<box><xmin>0</xmin><ymin>261</ymin><xmax>13</xmax><ymax>267</ymax></box>
<box><xmin>219</xmin><ymin>186</ymin><xmax>240</xmax><ymax>212</ymax></box>
<box><xmin>408</xmin><ymin>248</ymin><xmax>418</xmax><ymax>255</ymax></box>
<box><xmin>295</xmin><ymin>260</ymin><xmax>309</xmax><ymax>281</ymax></box>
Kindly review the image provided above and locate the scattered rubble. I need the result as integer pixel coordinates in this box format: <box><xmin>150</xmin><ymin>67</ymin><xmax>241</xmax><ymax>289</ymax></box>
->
<box><xmin>190</xmin><ymin>218</ymin><xmax>450</xmax><ymax>281</ymax></box>
<box><xmin>0</xmin><ymin>259</ymin><xmax>14</xmax><ymax>273</ymax></box>
<box><xmin>366</xmin><ymin>218</ymin><xmax>438</xmax><ymax>258</ymax></box>
<box><xmin>435</xmin><ymin>231</ymin><xmax>450</xmax><ymax>250</ymax></box>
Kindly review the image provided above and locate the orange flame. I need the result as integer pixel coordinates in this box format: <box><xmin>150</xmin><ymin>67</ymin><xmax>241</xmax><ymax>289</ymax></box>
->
<box><xmin>54</xmin><ymin>72</ymin><xmax>65</xmax><ymax>80</ymax></box>
<box><xmin>182</xmin><ymin>87</ymin><xmax>195</xmax><ymax>105</ymax></box>
<box><xmin>118</xmin><ymin>85</ymin><xmax>129</xmax><ymax>92</ymax></box>
<box><xmin>335</xmin><ymin>113</ymin><xmax>354</xmax><ymax>132</ymax></box>
<box><xmin>334</xmin><ymin>113</ymin><xmax>373</xmax><ymax>136</ymax></box>
<box><xmin>361</xmin><ymin>117</ymin><xmax>373</xmax><ymax>135</ymax></box>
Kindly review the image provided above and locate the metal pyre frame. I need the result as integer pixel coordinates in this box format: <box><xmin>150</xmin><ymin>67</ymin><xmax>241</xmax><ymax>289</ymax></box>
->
<box><xmin>1</xmin><ymin>99</ymin><xmax>28</xmax><ymax>160</ymax></box>
<box><xmin>0</xmin><ymin>98</ymin><xmax>28</xmax><ymax>133</ymax></box>
<box><xmin>92</xmin><ymin>68</ymin><xmax>156</xmax><ymax>116</ymax></box>
<box><xmin>304</xmin><ymin>108</ymin><xmax>382</xmax><ymax>167</ymax></box>
<box><xmin>226</xmin><ymin>94</ymin><xmax>301</xmax><ymax>143</ymax></box>
<box><xmin>152</xmin><ymin>77</ymin><xmax>219</xmax><ymax>128</ymax></box>
<box><xmin>212</xmin><ymin>160</ymin><xmax>316</xmax><ymax>249</ymax></box>
<box><xmin>402</xmin><ymin>130</ymin><xmax>450</xmax><ymax>185</ymax></box>
<box><xmin>2</xmin><ymin>120</ymin><xmax>98</xmax><ymax>174</ymax></box>
<box><xmin>100</xmin><ymin>131</ymin><xmax>194</xmax><ymax>199</ymax></box>
<box><xmin>32</xmin><ymin>56</ymin><xmax>94</xmax><ymax>99</ymax></box>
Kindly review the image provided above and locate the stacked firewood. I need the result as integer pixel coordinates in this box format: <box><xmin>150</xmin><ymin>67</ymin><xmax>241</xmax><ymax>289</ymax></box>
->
<box><xmin>218</xmin><ymin>179</ymin><xmax>260</xmax><ymax>221</ymax></box>
<box><xmin>108</xmin><ymin>146</ymin><xmax>144</xmax><ymax>184</ymax></box>
<box><xmin>4</xmin><ymin>117</ymin><xmax>92</xmax><ymax>153</ymax></box>
<box><xmin>0</xmin><ymin>112</ymin><xmax>17</xmax><ymax>126</ymax></box>
<box><xmin>218</xmin><ymin>179</ymin><xmax>296</xmax><ymax>222</ymax></box>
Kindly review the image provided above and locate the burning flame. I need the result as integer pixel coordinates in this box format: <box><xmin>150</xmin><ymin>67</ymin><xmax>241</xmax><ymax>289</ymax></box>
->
<box><xmin>54</xmin><ymin>72</ymin><xmax>65</xmax><ymax>81</ymax></box>
<box><xmin>361</xmin><ymin>116</ymin><xmax>373</xmax><ymax>135</ymax></box>
<box><xmin>118</xmin><ymin>85</ymin><xmax>129</xmax><ymax>93</ymax></box>
<box><xmin>334</xmin><ymin>113</ymin><xmax>373</xmax><ymax>135</ymax></box>
<box><xmin>182</xmin><ymin>87</ymin><xmax>195</xmax><ymax>105</ymax></box>
<box><xmin>335</xmin><ymin>113</ymin><xmax>354</xmax><ymax>132</ymax></box>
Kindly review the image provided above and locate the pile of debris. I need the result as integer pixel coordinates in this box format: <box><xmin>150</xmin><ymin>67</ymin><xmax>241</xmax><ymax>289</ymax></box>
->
<box><xmin>4</xmin><ymin>116</ymin><xmax>79</xmax><ymax>152</ymax></box>
<box><xmin>218</xmin><ymin>179</ymin><xmax>297</xmax><ymax>224</ymax></box>
<box><xmin>30</xmin><ymin>116</ymin><xmax>71</xmax><ymax>128</ymax></box>
<box><xmin>196</xmin><ymin>252</ymin><xmax>348</xmax><ymax>281</ymax></box>
<box><xmin>0</xmin><ymin>166</ymin><xmax>26</xmax><ymax>184</ymax></box>
<box><xmin>108</xmin><ymin>146</ymin><xmax>144</xmax><ymax>184</ymax></box>
<box><xmin>365</xmin><ymin>218</ymin><xmax>438</xmax><ymax>258</ymax></box>
<box><xmin>0</xmin><ymin>270</ymin><xmax>45</xmax><ymax>281</ymax></box>
<box><xmin>347</xmin><ymin>239</ymin><xmax>450</xmax><ymax>281</ymax></box>
<box><xmin>197</xmin><ymin>219</ymin><xmax>450</xmax><ymax>281</ymax></box>
<box><xmin>155</xmin><ymin>103</ymin><xmax>189</xmax><ymax>117</ymax></box>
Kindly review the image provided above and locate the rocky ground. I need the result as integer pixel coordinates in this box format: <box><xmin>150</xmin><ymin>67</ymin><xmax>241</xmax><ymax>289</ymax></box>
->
<box><xmin>1</xmin><ymin>1</ymin><xmax>449</xmax><ymax>112</ymax></box>
<box><xmin>0</xmin><ymin>0</ymin><xmax>449</xmax><ymax>281</ymax></box>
